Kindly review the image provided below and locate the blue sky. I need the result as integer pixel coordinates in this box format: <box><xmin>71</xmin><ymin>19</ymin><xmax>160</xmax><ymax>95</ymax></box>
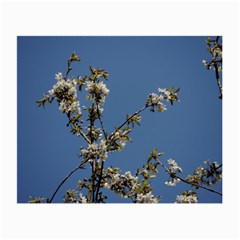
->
<box><xmin>17</xmin><ymin>36</ymin><xmax>222</xmax><ymax>203</ymax></box>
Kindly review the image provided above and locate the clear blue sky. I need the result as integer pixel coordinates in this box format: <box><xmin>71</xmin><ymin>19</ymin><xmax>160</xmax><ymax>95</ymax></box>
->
<box><xmin>17</xmin><ymin>36</ymin><xmax>222</xmax><ymax>203</ymax></box>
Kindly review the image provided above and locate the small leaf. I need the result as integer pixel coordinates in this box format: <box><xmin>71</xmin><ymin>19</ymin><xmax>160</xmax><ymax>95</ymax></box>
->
<box><xmin>70</xmin><ymin>52</ymin><xmax>80</xmax><ymax>62</ymax></box>
<box><xmin>174</xmin><ymin>87</ymin><xmax>180</xmax><ymax>93</ymax></box>
<box><xmin>169</xmin><ymin>87</ymin><xmax>174</xmax><ymax>92</ymax></box>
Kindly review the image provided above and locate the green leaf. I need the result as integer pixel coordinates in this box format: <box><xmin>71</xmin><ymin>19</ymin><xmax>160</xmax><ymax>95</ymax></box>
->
<box><xmin>169</xmin><ymin>87</ymin><xmax>174</xmax><ymax>92</ymax></box>
<box><xmin>147</xmin><ymin>155</ymin><xmax>152</xmax><ymax>162</ymax></box>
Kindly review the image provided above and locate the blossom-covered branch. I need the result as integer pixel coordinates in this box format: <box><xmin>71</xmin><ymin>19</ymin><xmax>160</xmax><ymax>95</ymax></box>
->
<box><xmin>202</xmin><ymin>36</ymin><xmax>222</xmax><ymax>99</ymax></box>
<box><xmin>31</xmin><ymin>52</ymin><xmax>221</xmax><ymax>204</ymax></box>
<box><xmin>148</xmin><ymin>148</ymin><xmax>222</xmax><ymax>203</ymax></box>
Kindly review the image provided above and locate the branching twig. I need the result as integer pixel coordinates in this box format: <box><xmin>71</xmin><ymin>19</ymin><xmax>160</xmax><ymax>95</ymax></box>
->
<box><xmin>108</xmin><ymin>105</ymin><xmax>148</xmax><ymax>140</ymax></box>
<box><xmin>94</xmin><ymin>105</ymin><xmax>149</xmax><ymax>202</ymax></box>
<box><xmin>94</xmin><ymin>104</ymin><xmax>107</xmax><ymax>202</ymax></box>
<box><xmin>79</xmin><ymin>130</ymin><xmax>91</xmax><ymax>144</ymax></box>
<box><xmin>156</xmin><ymin>158</ymin><xmax>222</xmax><ymax>196</ymax></box>
<box><xmin>176</xmin><ymin>176</ymin><xmax>222</xmax><ymax>196</ymax></box>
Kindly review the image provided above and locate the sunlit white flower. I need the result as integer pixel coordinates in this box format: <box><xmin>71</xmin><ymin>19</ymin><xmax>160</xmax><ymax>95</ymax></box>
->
<box><xmin>81</xmin><ymin>140</ymin><xmax>108</xmax><ymax>163</ymax></box>
<box><xmin>79</xmin><ymin>193</ymin><xmax>87</xmax><ymax>203</ymax></box>
<box><xmin>48</xmin><ymin>89</ymin><xmax>54</xmax><ymax>95</ymax></box>
<box><xmin>49</xmin><ymin>74</ymin><xmax>81</xmax><ymax>116</ymax></box>
<box><xmin>86</xmin><ymin>81</ymin><xmax>109</xmax><ymax>104</ymax></box>
<box><xmin>68</xmin><ymin>86</ymin><xmax>77</xmax><ymax>96</ymax></box>
<box><xmin>213</xmin><ymin>162</ymin><xmax>219</xmax><ymax>168</ymax></box>
<box><xmin>55</xmin><ymin>72</ymin><xmax>63</xmax><ymax>81</ymax></box>
<box><xmin>103</xmin><ymin>182</ymin><xmax>111</xmax><ymax>189</ymax></box>
<box><xmin>146</xmin><ymin>93</ymin><xmax>167</xmax><ymax>112</ymax></box>
<box><xmin>136</xmin><ymin>191</ymin><xmax>159</xmax><ymax>203</ymax></box>
<box><xmin>158</xmin><ymin>88</ymin><xmax>171</xmax><ymax>101</ymax></box>
<box><xmin>167</xmin><ymin>158</ymin><xmax>183</xmax><ymax>174</ymax></box>
<box><xmin>112</xmin><ymin>173</ymin><xmax>120</xmax><ymax>184</ymax></box>
<box><xmin>176</xmin><ymin>191</ymin><xmax>198</xmax><ymax>203</ymax></box>
<box><xmin>165</xmin><ymin>178</ymin><xmax>180</xmax><ymax>186</ymax></box>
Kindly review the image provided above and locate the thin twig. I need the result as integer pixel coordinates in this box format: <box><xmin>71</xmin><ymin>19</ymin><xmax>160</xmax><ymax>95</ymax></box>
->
<box><xmin>79</xmin><ymin>130</ymin><xmax>91</xmax><ymax>144</ymax></box>
<box><xmin>215</xmin><ymin>164</ymin><xmax>222</xmax><ymax>171</ymax></box>
<box><xmin>96</xmin><ymin>104</ymin><xmax>107</xmax><ymax>139</ymax></box>
<box><xmin>48</xmin><ymin>162</ymin><xmax>86</xmax><ymax>203</ymax></box>
<box><xmin>108</xmin><ymin>105</ymin><xmax>148</xmax><ymax>140</ymax></box>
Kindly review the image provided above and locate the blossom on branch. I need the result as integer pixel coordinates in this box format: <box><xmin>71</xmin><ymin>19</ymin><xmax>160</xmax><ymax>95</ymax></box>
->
<box><xmin>164</xmin><ymin>159</ymin><xmax>182</xmax><ymax>187</ymax></box>
<box><xmin>175</xmin><ymin>190</ymin><xmax>198</xmax><ymax>203</ymax></box>
<box><xmin>186</xmin><ymin>160</ymin><xmax>222</xmax><ymax>187</ymax></box>
<box><xmin>80</xmin><ymin>139</ymin><xmax>108</xmax><ymax>163</ymax></box>
<box><xmin>86</xmin><ymin>80</ymin><xmax>109</xmax><ymax>104</ymax></box>
<box><xmin>146</xmin><ymin>87</ymin><xmax>180</xmax><ymax>112</ymax></box>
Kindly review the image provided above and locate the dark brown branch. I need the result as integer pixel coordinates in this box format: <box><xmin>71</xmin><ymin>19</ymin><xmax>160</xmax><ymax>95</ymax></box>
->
<box><xmin>156</xmin><ymin>158</ymin><xmax>222</xmax><ymax>196</ymax></box>
<box><xmin>94</xmin><ymin>104</ymin><xmax>107</xmax><ymax>202</ymax></box>
<box><xmin>176</xmin><ymin>176</ymin><xmax>222</xmax><ymax>196</ymax></box>
<box><xmin>95</xmin><ymin>160</ymin><xmax>105</xmax><ymax>202</ymax></box>
<box><xmin>87</xmin><ymin>103</ymin><xmax>96</xmax><ymax>202</ymax></box>
<box><xmin>213</xmin><ymin>63</ymin><xmax>223</xmax><ymax>99</ymax></box>
<box><xmin>97</xmin><ymin>104</ymin><xmax>107</xmax><ymax>139</ymax></box>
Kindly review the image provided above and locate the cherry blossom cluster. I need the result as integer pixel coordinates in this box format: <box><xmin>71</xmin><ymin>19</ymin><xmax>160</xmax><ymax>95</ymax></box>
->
<box><xmin>186</xmin><ymin>160</ymin><xmax>222</xmax><ymax>187</ymax></box>
<box><xmin>202</xmin><ymin>36</ymin><xmax>222</xmax><ymax>99</ymax></box>
<box><xmin>102</xmin><ymin>166</ymin><xmax>160</xmax><ymax>203</ymax></box>
<box><xmin>80</xmin><ymin>139</ymin><xmax>108</xmax><ymax>163</ymax></box>
<box><xmin>48</xmin><ymin>73</ymin><xmax>81</xmax><ymax>115</ymax></box>
<box><xmin>175</xmin><ymin>190</ymin><xmax>198</xmax><ymax>203</ymax></box>
<box><xmin>63</xmin><ymin>189</ymin><xmax>88</xmax><ymax>203</ymax></box>
<box><xmin>164</xmin><ymin>159</ymin><xmax>182</xmax><ymax>186</ymax></box>
<box><xmin>146</xmin><ymin>87</ymin><xmax>180</xmax><ymax>112</ymax></box>
<box><xmin>86</xmin><ymin>80</ymin><xmax>109</xmax><ymax>104</ymax></box>
<box><xmin>202</xmin><ymin>37</ymin><xmax>222</xmax><ymax>72</ymax></box>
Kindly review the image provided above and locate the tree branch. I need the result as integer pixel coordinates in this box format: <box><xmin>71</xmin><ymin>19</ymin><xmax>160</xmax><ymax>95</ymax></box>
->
<box><xmin>176</xmin><ymin>176</ymin><xmax>222</xmax><ymax>196</ymax></box>
<box><xmin>48</xmin><ymin>161</ymin><xmax>86</xmax><ymax>203</ymax></box>
<box><xmin>213</xmin><ymin>63</ymin><xmax>223</xmax><ymax>99</ymax></box>
<box><xmin>156</xmin><ymin>158</ymin><xmax>222</xmax><ymax>196</ymax></box>
<box><xmin>108</xmin><ymin>105</ymin><xmax>148</xmax><ymax>140</ymax></box>
<box><xmin>97</xmin><ymin>104</ymin><xmax>107</xmax><ymax>139</ymax></box>
<box><xmin>95</xmin><ymin>160</ymin><xmax>105</xmax><ymax>202</ymax></box>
